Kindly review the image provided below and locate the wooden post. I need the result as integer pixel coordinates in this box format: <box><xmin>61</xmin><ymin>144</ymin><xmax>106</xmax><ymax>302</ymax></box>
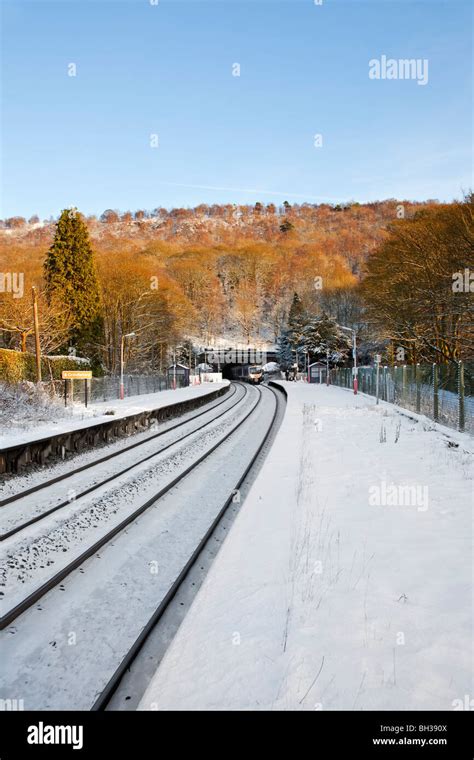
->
<box><xmin>32</xmin><ymin>286</ymin><xmax>42</xmax><ymax>382</ymax></box>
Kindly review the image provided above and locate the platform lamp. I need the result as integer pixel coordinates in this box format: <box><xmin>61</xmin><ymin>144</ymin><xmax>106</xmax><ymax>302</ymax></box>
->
<box><xmin>120</xmin><ymin>332</ymin><xmax>136</xmax><ymax>399</ymax></box>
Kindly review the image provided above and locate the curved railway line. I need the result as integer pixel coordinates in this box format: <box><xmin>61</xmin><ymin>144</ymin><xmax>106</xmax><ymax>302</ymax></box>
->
<box><xmin>0</xmin><ymin>380</ymin><xmax>286</xmax><ymax>711</ymax></box>
<box><xmin>93</xmin><ymin>382</ymin><xmax>286</xmax><ymax>710</ymax></box>
<box><xmin>0</xmin><ymin>382</ymin><xmax>243</xmax><ymax>541</ymax></box>
<box><xmin>0</xmin><ymin>383</ymin><xmax>283</xmax><ymax>639</ymax></box>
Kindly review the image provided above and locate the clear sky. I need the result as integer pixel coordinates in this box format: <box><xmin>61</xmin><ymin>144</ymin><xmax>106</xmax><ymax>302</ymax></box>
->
<box><xmin>1</xmin><ymin>0</ymin><xmax>472</xmax><ymax>219</ymax></box>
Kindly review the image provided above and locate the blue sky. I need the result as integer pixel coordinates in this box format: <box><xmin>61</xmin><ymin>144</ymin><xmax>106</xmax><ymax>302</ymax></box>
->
<box><xmin>1</xmin><ymin>0</ymin><xmax>472</xmax><ymax>218</ymax></box>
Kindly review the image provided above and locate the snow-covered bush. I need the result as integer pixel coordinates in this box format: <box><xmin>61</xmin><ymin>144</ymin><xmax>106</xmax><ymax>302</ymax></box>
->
<box><xmin>0</xmin><ymin>380</ymin><xmax>71</xmax><ymax>431</ymax></box>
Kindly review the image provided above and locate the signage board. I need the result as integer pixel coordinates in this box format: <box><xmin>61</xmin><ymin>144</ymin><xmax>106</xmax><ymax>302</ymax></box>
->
<box><xmin>61</xmin><ymin>370</ymin><xmax>92</xmax><ymax>380</ymax></box>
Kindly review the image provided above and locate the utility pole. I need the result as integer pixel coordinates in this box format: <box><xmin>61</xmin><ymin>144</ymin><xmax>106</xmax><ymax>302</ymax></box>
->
<box><xmin>353</xmin><ymin>330</ymin><xmax>358</xmax><ymax>394</ymax></box>
<box><xmin>375</xmin><ymin>354</ymin><xmax>381</xmax><ymax>404</ymax></box>
<box><xmin>120</xmin><ymin>332</ymin><xmax>136</xmax><ymax>399</ymax></box>
<box><xmin>32</xmin><ymin>286</ymin><xmax>42</xmax><ymax>383</ymax></box>
<box><xmin>337</xmin><ymin>324</ymin><xmax>358</xmax><ymax>394</ymax></box>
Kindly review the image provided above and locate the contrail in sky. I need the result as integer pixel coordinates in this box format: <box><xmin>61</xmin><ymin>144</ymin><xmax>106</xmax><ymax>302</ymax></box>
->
<box><xmin>158</xmin><ymin>182</ymin><xmax>348</xmax><ymax>204</ymax></box>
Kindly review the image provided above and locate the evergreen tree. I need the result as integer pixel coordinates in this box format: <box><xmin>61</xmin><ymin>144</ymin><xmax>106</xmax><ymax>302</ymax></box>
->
<box><xmin>288</xmin><ymin>292</ymin><xmax>308</xmax><ymax>350</ymax></box>
<box><xmin>44</xmin><ymin>209</ymin><xmax>103</xmax><ymax>358</ymax></box>
<box><xmin>288</xmin><ymin>292</ymin><xmax>305</xmax><ymax>332</ymax></box>
<box><xmin>276</xmin><ymin>329</ymin><xmax>294</xmax><ymax>369</ymax></box>
<box><xmin>302</xmin><ymin>313</ymin><xmax>351</xmax><ymax>364</ymax></box>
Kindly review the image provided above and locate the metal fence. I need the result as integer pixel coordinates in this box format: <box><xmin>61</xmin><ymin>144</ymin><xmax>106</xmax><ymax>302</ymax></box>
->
<box><xmin>89</xmin><ymin>374</ymin><xmax>188</xmax><ymax>402</ymax></box>
<box><xmin>42</xmin><ymin>374</ymin><xmax>188</xmax><ymax>405</ymax></box>
<box><xmin>330</xmin><ymin>362</ymin><xmax>473</xmax><ymax>434</ymax></box>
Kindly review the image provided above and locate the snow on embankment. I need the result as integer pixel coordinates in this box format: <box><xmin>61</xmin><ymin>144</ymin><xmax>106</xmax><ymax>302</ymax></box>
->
<box><xmin>0</xmin><ymin>382</ymin><xmax>229</xmax><ymax>449</ymax></box>
<box><xmin>139</xmin><ymin>382</ymin><xmax>473</xmax><ymax>711</ymax></box>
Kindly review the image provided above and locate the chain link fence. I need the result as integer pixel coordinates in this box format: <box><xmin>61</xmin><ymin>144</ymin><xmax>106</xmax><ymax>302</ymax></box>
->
<box><xmin>41</xmin><ymin>374</ymin><xmax>188</xmax><ymax>405</ymax></box>
<box><xmin>330</xmin><ymin>362</ymin><xmax>473</xmax><ymax>434</ymax></box>
<box><xmin>89</xmin><ymin>374</ymin><xmax>187</xmax><ymax>402</ymax></box>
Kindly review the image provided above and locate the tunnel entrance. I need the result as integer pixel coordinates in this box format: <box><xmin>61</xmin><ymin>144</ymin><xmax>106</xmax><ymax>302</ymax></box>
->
<box><xmin>197</xmin><ymin>347</ymin><xmax>277</xmax><ymax>381</ymax></box>
<box><xmin>222</xmin><ymin>363</ymin><xmax>236</xmax><ymax>380</ymax></box>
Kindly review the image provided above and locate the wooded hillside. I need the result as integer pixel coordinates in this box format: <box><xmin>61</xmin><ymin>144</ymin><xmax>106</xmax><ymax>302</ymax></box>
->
<box><xmin>1</xmin><ymin>197</ymin><xmax>472</xmax><ymax>373</ymax></box>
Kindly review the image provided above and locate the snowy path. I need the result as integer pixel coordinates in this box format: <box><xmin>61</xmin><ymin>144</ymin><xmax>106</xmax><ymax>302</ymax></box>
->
<box><xmin>139</xmin><ymin>382</ymin><xmax>473</xmax><ymax>711</ymax></box>
<box><xmin>0</xmin><ymin>384</ymin><xmax>277</xmax><ymax>710</ymax></box>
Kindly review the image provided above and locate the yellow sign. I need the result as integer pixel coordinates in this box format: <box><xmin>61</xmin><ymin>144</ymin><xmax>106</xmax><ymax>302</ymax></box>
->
<box><xmin>62</xmin><ymin>370</ymin><xmax>92</xmax><ymax>380</ymax></box>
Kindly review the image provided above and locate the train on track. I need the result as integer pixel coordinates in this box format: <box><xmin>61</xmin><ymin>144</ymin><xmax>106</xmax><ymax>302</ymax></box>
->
<box><xmin>230</xmin><ymin>364</ymin><xmax>264</xmax><ymax>384</ymax></box>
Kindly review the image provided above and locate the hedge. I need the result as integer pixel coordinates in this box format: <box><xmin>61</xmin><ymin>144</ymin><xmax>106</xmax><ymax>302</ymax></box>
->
<box><xmin>0</xmin><ymin>349</ymin><xmax>91</xmax><ymax>383</ymax></box>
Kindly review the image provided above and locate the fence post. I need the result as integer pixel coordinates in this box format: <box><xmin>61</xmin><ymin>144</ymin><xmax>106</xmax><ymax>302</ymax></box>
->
<box><xmin>458</xmin><ymin>361</ymin><xmax>465</xmax><ymax>432</ymax></box>
<box><xmin>402</xmin><ymin>365</ymin><xmax>406</xmax><ymax>403</ymax></box>
<box><xmin>415</xmin><ymin>363</ymin><xmax>421</xmax><ymax>413</ymax></box>
<box><xmin>433</xmin><ymin>363</ymin><xmax>439</xmax><ymax>422</ymax></box>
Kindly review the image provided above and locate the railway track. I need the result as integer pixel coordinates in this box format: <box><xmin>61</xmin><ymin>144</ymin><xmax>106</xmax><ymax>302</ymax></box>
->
<box><xmin>0</xmin><ymin>382</ymin><xmax>242</xmax><ymax>541</ymax></box>
<box><xmin>0</xmin><ymin>381</ymin><xmax>237</xmax><ymax>510</ymax></box>
<box><xmin>0</xmin><ymin>382</ymin><xmax>267</xmax><ymax>630</ymax></box>
<box><xmin>0</xmin><ymin>382</ymin><xmax>284</xmax><ymax>710</ymax></box>
<box><xmin>97</xmin><ymin>382</ymin><xmax>286</xmax><ymax>711</ymax></box>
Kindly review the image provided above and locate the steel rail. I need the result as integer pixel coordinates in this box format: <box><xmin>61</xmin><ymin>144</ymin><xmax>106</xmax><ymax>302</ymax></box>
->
<box><xmin>92</xmin><ymin>383</ymin><xmax>286</xmax><ymax>711</ymax></box>
<box><xmin>1</xmin><ymin>384</ymin><xmax>243</xmax><ymax>541</ymax></box>
<box><xmin>0</xmin><ymin>383</ymin><xmax>263</xmax><ymax>630</ymax></box>
<box><xmin>0</xmin><ymin>384</ymin><xmax>235</xmax><ymax>509</ymax></box>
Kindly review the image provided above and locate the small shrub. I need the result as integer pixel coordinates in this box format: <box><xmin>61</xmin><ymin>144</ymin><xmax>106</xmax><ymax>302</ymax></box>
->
<box><xmin>0</xmin><ymin>348</ymin><xmax>91</xmax><ymax>383</ymax></box>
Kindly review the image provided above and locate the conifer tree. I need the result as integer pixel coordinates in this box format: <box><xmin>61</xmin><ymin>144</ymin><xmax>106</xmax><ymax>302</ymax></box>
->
<box><xmin>302</xmin><ymin>313</ymin><xmax>350</xmax><ymax>363</ymax></box>
<box><xmin>276</xmin><ymin>329</ymin><xmax>294</xmax><ymax>369</ymax></box>
<box><xmin>44</xmin><ymin>209</ymin><xmax>103</xmax><ymax>358</ymax></box>
<box><xmin>288</xmin><ymin>292</ymin><xmax>306</xmax><ymax>336</ymax></box>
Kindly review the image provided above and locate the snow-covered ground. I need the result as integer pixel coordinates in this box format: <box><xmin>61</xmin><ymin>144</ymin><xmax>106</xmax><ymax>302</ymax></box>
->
<box><xmin>0</xmin><ymin>383</ymin><xmax>71</xmax><ymax>438</ymax></box>
<box><xmin>0</xmin><ymin>385</ymin><xmax>277</xmax><ymax>710</ymax></box>
<box><xmin>0</xmin><ymin>381</ymin><xmax>229</xmax><ymax>449</ymax></box>
<box><xmin>1</xmin><ymin>383</ymin><xmax>252</xmax><ymax>613</ymax></box>
<box><xmin>139</xmin><ymin>381</ymin><xmax>473</xmax><ymax>711</ymax></box>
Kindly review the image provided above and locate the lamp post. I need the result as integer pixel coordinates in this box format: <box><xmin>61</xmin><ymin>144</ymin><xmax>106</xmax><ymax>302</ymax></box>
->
<box><xmin>120</xmin><ymin>332</ymin><xmax>136</xmax><ymax>399</ymax></box>
<box><xmin>173</xmin><ymin>344</ymin><xmax>184</xmax><ymax>389</ymax></box>
<box><xmin>338</xmin><ymin>325</ymin><xmax>358</xmax><ymax>394</ymax></box>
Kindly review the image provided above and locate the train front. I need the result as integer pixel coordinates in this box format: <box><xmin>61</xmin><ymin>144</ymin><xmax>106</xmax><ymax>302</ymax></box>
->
<box><xmin>248</xmin><ymin>365</ymin><xmax>263</xmax><ymax>384</ymax></box>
